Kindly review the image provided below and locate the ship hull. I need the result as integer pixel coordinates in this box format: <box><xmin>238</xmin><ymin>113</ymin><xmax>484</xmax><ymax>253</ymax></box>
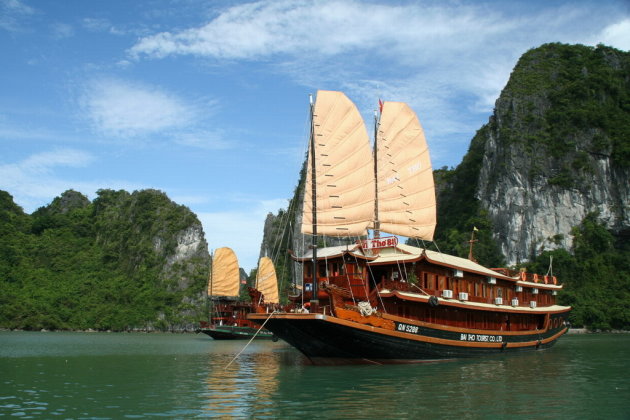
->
<box><xmin>197</xmin><ymin>325</ymin><xmax>275</xmax><ymax>340</ymax></box>
<box><xmin>248</xmin><ymin>312</ymin><xmax>569</xmax><ymax>364</ymax></box>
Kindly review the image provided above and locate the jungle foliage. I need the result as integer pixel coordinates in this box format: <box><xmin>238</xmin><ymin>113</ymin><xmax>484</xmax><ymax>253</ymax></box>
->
<box><xmin>0</xmin><ymin>189</ymin><xmax>209</xmax><ymax>331</ymax></box>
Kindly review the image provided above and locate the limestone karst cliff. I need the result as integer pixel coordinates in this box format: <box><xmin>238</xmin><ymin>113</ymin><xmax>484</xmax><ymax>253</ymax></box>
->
<box><xmin>440</xmin><ymin>43</ymin><xmax>630</xmax><ymax>265</ymax></box>
<box><xmin>0</xmin><ymin>189</ymin><xmax>210</xmax><ymax>331</ymax></box>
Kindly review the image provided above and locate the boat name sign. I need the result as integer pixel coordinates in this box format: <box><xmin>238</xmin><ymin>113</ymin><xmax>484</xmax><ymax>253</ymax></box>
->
<box><xmin>359</xmin><ymin>236</ymin><xmax>399</xmax><ymax>250</ymax></box>
<box><xmin>460</xmin><ymin>333</ymin><xmax>503</xmax><ymax>343</ymax></box>
<box><xmin>396</xmin><ymin>322</ymin><xmax>504</xmax><ymax>343</ymax></box>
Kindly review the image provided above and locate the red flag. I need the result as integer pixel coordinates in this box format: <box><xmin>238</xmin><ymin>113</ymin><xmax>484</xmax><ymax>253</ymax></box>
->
<box><xmin>378</xmin><ymin>98</ymin><xmax>383</xmax><ymax>113</ymax></box>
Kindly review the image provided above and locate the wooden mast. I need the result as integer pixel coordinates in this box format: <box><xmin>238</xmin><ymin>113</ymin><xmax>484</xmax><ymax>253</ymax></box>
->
<box><xmin>208</xmin><ymin>250</ymin><xmax>214</xmax><ymax>324</ymax></box>
<box><xmin>309</xmin><ymin>94</ymin><xmax>319</xmax><ymax>311</ymax></box>
<box><xmin>373</xmin><ymin>106</ymin><xmax>381</xmax><ymax>239</ymax></box>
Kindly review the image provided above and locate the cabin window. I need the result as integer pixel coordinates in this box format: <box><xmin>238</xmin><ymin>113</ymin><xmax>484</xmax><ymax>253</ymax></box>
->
<box><xmin>438</xmin><ymin>276</ymin><xmax>444</xmax><ymax>290</ymax></box>
<box><xmin>318</xmin><ymin>263</ymin><xmax>327</xmax><ymax>278</ymax></box>
<box><xmin>305</xmin><ymin>264</ymin><xmax>311</xmax><ymax>277</ymax></box>
<box><xmin>474</xmin><ymin>282</ymin><xmax>479</xmax><ymax>297</ymax></box>
<box><xmin>497</xmin><ymin>288</ymin><xmax>503</xmax><ymax>298</ymax></box>
<box><xmin>423</xmin><ymin>273</ymin><xmax>428</xmax><ymax>289</ymax></box>
<box><xmin>331</xmin><ymin>262</ymin><xmax>344</xmax><ymax>276</ymax></box>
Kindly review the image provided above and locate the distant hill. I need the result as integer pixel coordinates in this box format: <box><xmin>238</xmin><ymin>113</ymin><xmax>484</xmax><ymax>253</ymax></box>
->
<box><xmin>0</xmin><ymin>189</ymin><xmax>210</xmax><ymax>331</ymax></box>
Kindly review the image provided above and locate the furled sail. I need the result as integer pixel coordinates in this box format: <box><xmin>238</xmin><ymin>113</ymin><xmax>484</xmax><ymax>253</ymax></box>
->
<box><xmin>375</xmin><ymin>101</ymin><xmax>436</xmax><ymax>240</ymax></box>
<box><xmin>208</xmin><ymin>247</ymin><xmax>240</xmax><ymax>297</ymax></box>
<box><xmin>301</xmin><ymin>90</ymin><xmax>375</xmax><ymax>236</ymax></box>
<box><xmin>255</xmin><ymin>257</ymin><xmax>279</xmax><ymax>304</ymax></box>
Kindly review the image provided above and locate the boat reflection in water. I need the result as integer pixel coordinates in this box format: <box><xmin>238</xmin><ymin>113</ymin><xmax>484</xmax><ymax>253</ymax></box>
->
<box><xmin>202</xmin><ymin>341</ymin><xmax>289</xmax><ymax>417</ymax></box>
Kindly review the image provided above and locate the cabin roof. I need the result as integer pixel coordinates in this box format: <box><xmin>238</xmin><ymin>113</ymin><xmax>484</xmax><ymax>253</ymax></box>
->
<box><xmin>369</xmin><ymin>244</ymin><xmax>514</xmax><ymax>281</ymax></box>
<box><xmin>292</xmin><ymin>244</ymin><xmax>375</xmax><ymax>262</ymax></box>
<box><xmin>294</xmin><ymin>243</ymin><xmax>562</xmax><ymax>287</ymax></box>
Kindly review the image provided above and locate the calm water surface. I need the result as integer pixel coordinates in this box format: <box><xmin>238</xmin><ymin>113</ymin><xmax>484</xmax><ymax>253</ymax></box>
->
<box><xmin>1</xmin><ymin>331</ymin><xmax>628</xmax><ymax>419</ymax></box>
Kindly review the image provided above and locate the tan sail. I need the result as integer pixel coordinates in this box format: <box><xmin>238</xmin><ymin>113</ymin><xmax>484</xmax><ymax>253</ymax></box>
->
<box><xmin>376</xmin><ymin>101</ymin><xmax>436</xmax><ymax>240</ymax></box>
<box><xmin>301</xmin><ymin>90</ymin><xmax>375</xmax><ymax>236</ymax></box>
<box><xmin>255</xmin><ymin>257</ymin><xmax>279</xmax><ymax>304</ymax></box>
<box><xmin>208</xmin><ymin>247</ymin><xmax>240</xmax><ymax>297</ymax></box>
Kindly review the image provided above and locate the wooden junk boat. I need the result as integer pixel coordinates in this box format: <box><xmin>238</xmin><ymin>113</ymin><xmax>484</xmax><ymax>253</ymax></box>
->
<box><xmin>198</xmin><ymin>247</ymin><xmax>278</xmax><ymax>340</ymax></box>
<box><xmin>249</xmin><ymin>90</ymin><xmax>571</xmax><ymax>363</ymax></box>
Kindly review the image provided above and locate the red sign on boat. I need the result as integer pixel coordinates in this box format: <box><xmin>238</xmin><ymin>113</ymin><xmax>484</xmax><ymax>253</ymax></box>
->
<box><xmin>359</xmin><ymin>236</ymin><xmax>399</xmax><ymax>250</ymax></box>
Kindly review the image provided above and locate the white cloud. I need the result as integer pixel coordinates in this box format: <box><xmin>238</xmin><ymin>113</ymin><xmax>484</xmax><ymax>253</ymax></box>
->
<box><xmin>128</xmin><ymin>1</ymin><xmax>512</xmax><ymax>60</ymax></box>
<box><xmin>128</xmin><ymin>2</ymin><xmax>629</xmax><ymax>119</ymax></box>
<box><xmin>0</xmin><ymin>149</ymin><xmax>93</xmax><ymax>210</ymax></box>
<box><xmin>173</xmin><ymin>129</ymin><xmax>233</xmax><ymax>150</ymax></box>
<box><xmin>127</xmin><ymin>2</ymin><xmax>604</xmax><ymax>152</ymax></box>
<box><xmin>81</xmin><ymin>17</ymin><xmax>125</xmax><ymax>35</ymax></box>
<box><xmin>51</xmin><ymin>22</ymin><xmax>74</xmax><ymax>39</ymax></box>
<box><xmin>80</xmin><ymin>78</ymin><xmax>195</xmax><ymax>138</ymax></box>
<box><xmin>0</xmin><ymin>149</ymin><xmax>142</xmax><ymax>213</ymax></box>
<box><xmin>0</xmin><ymin>0</ymin><xmax>35</xmax><ymax>32</ymax></box>
<box><xmin>597</xmin><ymin>18</ymin><xmax>630</xmax><ymax>50</ymax></box>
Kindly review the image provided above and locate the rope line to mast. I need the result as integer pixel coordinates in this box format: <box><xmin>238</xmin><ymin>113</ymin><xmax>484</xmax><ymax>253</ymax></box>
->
<box><xmin>224</xmin><ymin>311</ymin><xmax>277</xmax><ymax>370</ymax></box>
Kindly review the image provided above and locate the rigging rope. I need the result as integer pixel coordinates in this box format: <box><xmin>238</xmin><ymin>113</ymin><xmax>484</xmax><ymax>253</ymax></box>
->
<box><xmin>224</xmin><ymin>311</ymin><xmax>277</xmax><ymax>370</ymax></box>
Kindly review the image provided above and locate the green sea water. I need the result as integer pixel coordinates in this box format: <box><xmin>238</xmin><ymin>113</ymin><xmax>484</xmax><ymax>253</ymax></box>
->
<box><xmin>1</xmin><ymin>331</ymin><xmax>628</xmax><ymax>419</ymax></box>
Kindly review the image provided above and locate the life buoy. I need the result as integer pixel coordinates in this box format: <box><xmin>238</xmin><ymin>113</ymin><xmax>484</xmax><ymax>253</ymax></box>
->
<box><xmin>520</xmin><ymin>271</ymin><xmax>527</xmax><ymax>281</ymax></box>
<box><xmin>533</xmin><ymin>274</ymin><xmax>539</xmax><ymax>283</ymax></box>
<box><xmin>428</xmin><ymin>296</ymin><xmax>439</xmax><ymax>307</ymax></box>
<box><xmin>552</xmin><ymin>276</ymin><xmax>558</xmax><ymax>285</ymax></box>
<box><xmin>543</xmin><ymin>275</ymin><xmax>550</xmax><ymax>284</ymax></box>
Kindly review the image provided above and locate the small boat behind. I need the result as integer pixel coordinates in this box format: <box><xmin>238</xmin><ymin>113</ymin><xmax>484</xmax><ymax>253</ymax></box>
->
<box><xmin>198</xmin><ymin>248</ymin><xmax>276</xmax><ymax>340</ymax></box>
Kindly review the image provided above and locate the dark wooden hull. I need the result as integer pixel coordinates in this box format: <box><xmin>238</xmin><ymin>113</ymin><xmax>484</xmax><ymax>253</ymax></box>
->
<box><xmin>248</xmin><ymin>312</ymin><xmax>569</xmax><ymax>364</ymax></box>
<box><xmin>198</xmin><ymin>325</ymin><xmax>275</xmax><ymax>340</ymax></box>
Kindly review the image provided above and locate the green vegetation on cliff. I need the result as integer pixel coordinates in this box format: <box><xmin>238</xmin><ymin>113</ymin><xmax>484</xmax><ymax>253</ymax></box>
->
<box><xmin>526</xmin><ymin>214</ymin><xmax>630</xmax><ymax>330</ymax></box>
<box><xmin>0</xmin><ymin>189</ymin><xmax>209</xmax><ymax>331</ymax></box>
<box><xmin>432</xmin><ymin>43</ymin><xmax>630</xmax><ymax>329</ymax></box>
<box><xmin>500</xmin><ymin>43</ymin><xmax>630</xmax><ymax>187</ymax></box>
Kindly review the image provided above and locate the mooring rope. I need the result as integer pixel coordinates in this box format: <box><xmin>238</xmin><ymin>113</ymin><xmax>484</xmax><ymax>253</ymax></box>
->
<box><xmin>224</xmin><ymin>311</ymin><xmax>277</xmax><ymax>369</ymax></box>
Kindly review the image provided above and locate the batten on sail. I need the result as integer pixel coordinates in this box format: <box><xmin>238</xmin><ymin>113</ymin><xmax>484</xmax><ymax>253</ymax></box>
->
<box><xmin>255</xmin><ymin>257</ymin><xmax>279</xmax><ymax>304</ymax></box>
<box><xmin>376</xmin><ymin>101</ymin><xmax>436</xmax><ymax>240</ymax></box>
<box><xmin>209</xmin><ymin>247</ymin><xmax>240</xmax><ymax>298</ymax></box>
<box><xmin>301</xmin><ymin>90</ymin><xmax>375</xmax><ymax>236</ymax></box>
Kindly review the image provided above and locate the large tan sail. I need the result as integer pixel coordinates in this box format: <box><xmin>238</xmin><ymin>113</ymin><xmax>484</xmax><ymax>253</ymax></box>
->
<box><xmin>301</xmin><ymin>90</ymin><xmax>375</xmax><ymax>236</ymax></box>
<box><xmin>255</xmin><ymin>257</ymin><xmax>279</xmax><ymax>304</ymax></box>
<box><xmin>208</xmin><ymin>247</ymin><xmax>240</xmax><ymax>297</ymax></box>
<box><xmin>376</xmin><ymin>101</ymin><xmax>436</xmax><ymax>240</ymax></box>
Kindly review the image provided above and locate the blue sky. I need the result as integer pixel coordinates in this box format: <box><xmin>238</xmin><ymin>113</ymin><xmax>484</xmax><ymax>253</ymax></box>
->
<box><xmin>1</xmin><ymin>0</ymin><xmax>628</xmax><ymax>271</ymax></box>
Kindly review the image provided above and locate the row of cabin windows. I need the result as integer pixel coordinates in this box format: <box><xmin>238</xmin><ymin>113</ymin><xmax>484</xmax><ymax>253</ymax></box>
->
<box><xmin>303</xmin><ymin>263</ymin><xmax>555</xmax><ymax>305</ymax></box>
<box><xmin>304</xmin><ymin>262</ymin><xmax>363</xmax><ymax>278</ymax></box>
<box><xmin>387</xmin><ymin>303</ymin><xmax>546</xmax><ymax>331</ymax></box>
<box><xmin>420</xmin><ymin>272</ymin><xmax>556</xmax><ymax>304</ymax></box>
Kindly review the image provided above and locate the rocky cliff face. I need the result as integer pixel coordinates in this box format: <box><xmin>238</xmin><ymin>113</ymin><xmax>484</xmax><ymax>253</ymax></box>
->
<box><xmin>0</xmin><ymin>188</ymin><xmax>211</xmax><ymax>331</ymax></box>
<box><xmin>93</xmin><ymin>189</ymin><xmax>210</xmax><ymax>325</ymax></box>
<box><xmin>473</xmin><ymin>43</ymin><xmax>630</xmax><ymax>264</ymax></box>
